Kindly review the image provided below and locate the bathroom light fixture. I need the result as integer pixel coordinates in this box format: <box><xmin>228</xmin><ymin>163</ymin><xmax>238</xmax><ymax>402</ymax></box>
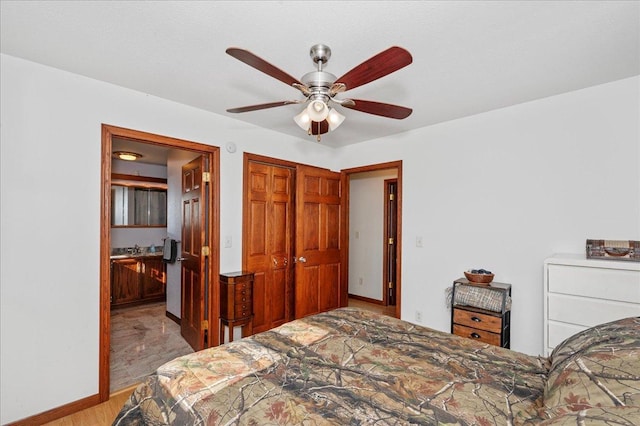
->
<box><xmin>113</xmin><ymin>151</ymin><xmax>143</xmax><ymax>161</ymax></box>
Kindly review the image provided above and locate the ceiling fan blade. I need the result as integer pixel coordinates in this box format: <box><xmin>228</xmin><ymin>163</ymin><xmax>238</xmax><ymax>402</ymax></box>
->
<box><xmin>226</xmin><ymin>48</ymin><xmax>304</xmax><ymax>88</ymax></box>
<box><xmin>331</xmin><ymin>46</ymin><xmax>412</xmax><ymax>93</ymax></box>
<box><xmin>227</xmin><ymin>100</ymin><xmax>300</xmax><ymax>113</ymax></box>
<box><xmin>341</xmin><ymin>99</ymin><xmax>412</xmax><ymax>119</ymax></box>
<box><xmin>309</xmin><ymin>120</ymin><xmax>329</xmax><ymax>135</ymax></box>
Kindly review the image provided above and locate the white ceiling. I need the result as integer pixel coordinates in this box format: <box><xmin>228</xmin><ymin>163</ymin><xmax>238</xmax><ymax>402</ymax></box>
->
<box><xmin>2</xmin><ymin>1</ymin><xmax>639</xmax><ymax>149</ymax></box>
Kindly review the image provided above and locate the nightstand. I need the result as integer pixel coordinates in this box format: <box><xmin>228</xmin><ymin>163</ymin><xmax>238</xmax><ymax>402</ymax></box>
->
<box><xmin>220</xmin><ymin>271</ymin><xmax>254</xmax><ymax>344</ymax></box>
<box><xmin>450</xmin><ymin>278</ymin><xmax>511</xmax><ymax>348</ymax></box>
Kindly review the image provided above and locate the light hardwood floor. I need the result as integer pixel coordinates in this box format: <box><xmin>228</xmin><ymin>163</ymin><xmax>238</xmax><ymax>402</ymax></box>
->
<box><xmin>45</xmin><ymin>298</ymin><xmax>395</xmax><ymax>425</ymax></box>
<box><xmin>43</xmin><ymin>385</ymin><xmax>137</xmax><ymax>426</ymax></box>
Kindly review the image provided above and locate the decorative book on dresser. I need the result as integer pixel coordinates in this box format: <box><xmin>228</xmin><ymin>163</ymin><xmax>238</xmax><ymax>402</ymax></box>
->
<box><xmin>450</xmin><ymin>278</ymin><xmax>512</xmax><ymax>348</ymax></box>
<box><xmin>543</xmin><ymin>253</ymin><xmax>640</xmax><ymax>356</ymax></box>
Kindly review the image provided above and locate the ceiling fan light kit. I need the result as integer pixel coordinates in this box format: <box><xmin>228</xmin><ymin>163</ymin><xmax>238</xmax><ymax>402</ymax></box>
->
<box><xmin>226</xmin><ymin>43</ymin><xmax>413</xmax><ymax>142</ymax></box>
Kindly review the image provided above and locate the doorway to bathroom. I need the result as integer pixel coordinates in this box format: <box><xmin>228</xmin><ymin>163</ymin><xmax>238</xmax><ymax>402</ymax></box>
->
<box><xmin>99</xmin><ymin>124</ymin><xmax>220</xmax><ymax>400</ymax></box>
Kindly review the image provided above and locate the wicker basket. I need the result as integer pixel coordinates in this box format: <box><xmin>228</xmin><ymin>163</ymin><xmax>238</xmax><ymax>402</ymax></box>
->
<box><xmin>464</xmin><ymin>271</ymin><xmax>494</xmax><ymax>285</ymax></box>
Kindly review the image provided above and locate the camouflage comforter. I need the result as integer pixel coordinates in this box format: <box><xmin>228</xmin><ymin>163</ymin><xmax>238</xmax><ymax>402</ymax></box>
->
<box><xmin>113</xmin><ymin>308</ymin><xmax>639</xmax><ymax>425</ymax></box>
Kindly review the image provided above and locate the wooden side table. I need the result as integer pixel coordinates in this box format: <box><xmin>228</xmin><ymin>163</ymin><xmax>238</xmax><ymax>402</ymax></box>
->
<box><xmin>450</xmin><ymin>278</ymin><xmax>511</xmax><ymax>348</ymax></box>
<box><xmin>220</xmin><ymin>271</ymin><xmax>254</xmax><ymax>344</ymax></box>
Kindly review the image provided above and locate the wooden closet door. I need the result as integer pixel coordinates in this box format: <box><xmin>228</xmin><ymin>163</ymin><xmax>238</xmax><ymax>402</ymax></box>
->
<box><xmin>244</xmin><ymin>161</ymin><xmax>293</xmax><ymax>334</ymax></box>
<box><xmin>294</xmin><ymin>165</ymin><xmax>342</xmax><ymax>318</ymax></box>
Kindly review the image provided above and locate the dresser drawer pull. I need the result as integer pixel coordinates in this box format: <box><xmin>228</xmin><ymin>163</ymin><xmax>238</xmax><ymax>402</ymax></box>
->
<box><xmin>470</xmin><ymin>333</ymin><xmax>481</xmax><ymax>339</ymax></box>
<box><xmin>471</xmin><ymin>316</ymin><xmax>482</xmax><ymax>322</ymax></box>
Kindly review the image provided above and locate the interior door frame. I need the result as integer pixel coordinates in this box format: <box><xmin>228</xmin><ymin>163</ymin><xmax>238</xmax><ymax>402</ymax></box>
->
<box><xmin>99</xmin><ymin>124</ymin><xmax>220</xmax><ymax>401</ymax></box>
<box><xmin>342</xmin><ymin>161</ymin><xmax>402</xmax><ymax>318</ymax></box>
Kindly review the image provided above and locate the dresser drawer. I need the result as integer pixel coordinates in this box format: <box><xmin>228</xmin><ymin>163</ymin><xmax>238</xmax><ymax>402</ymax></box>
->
<box><xmin>547</xmin><ymin>264</ymin><xmax>640</xmax><ymax>303</ymax></box>
<box><xmin>235</xmin><ymin>288</ymin><xmax>252</xmax><ymax>303</ymax></box>
<box><xmin>453</xmin><ymin>324</ymin><xmax>501</xmax><ymax>346</ymax></box>
<box><xmin>234</xmin><ymin>282</ymin><xmax>251</xmax><ymax>292</ymax></box>
<box><xmin>547</xmin><ymin>293</ymin><xmax>640</xmax><ymax>327</ymax></box>
<box><xmin>453</xmin><ymin>308</ymin><xmax>502</xmax><ymax>333</ymax></box>
<box><xmin>234</xmin><ymin>304</ymin><xmax>252</xmax><ymax>319</ymax></box>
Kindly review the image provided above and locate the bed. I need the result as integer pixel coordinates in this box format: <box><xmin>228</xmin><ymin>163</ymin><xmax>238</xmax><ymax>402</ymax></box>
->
<box><xmin>113</xmin><ymin>308</ymin><xmax>640</xmax><ymax>425</ymax></box>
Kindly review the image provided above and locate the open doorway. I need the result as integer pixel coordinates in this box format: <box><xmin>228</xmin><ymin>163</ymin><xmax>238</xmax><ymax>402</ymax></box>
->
<box><xmin>343</xmin><ymin>161</ymin><xmax>402</xmax><ymax>319</ymax></box>
<box><xmin>99</xmin><ymin>124</ymin><xmax>220</xmax><ymax>400</ymax></box>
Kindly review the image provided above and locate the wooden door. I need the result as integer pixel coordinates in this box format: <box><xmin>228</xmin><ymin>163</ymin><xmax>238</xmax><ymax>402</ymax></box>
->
<box><xmin>181</xmin><ymin>156</ymin><xmax>209</xmax><ymax>351</ymax></box>
<box><xmin>294</xmin><ymin>165</ymin><xmax>342</xmax><ymax>318</ymax></box>
<box><xmin>111</xmin><ymin>258</ymin><xmax>140</xmax><ymax>306</ymax></box>
<box><xmin>141</xmin><ymin>257</ymin><xmax>166</xmax><ymax>299</ymax></box>
<box><xmin>244</xmin><ymin>161</ymin><xmax>293</xmax><ymax>334</ymax></box>
<box><xmin>384</xmin><ymin>179</ymin><xmax>398</xmax><ymax>306</ymax></box>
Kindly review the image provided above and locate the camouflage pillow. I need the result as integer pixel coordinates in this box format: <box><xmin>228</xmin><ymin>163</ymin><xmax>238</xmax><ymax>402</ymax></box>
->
<box><xmin>542</xmin><ymin>317</ymin><xmax>640</xmax><ymax>419</ymax></box>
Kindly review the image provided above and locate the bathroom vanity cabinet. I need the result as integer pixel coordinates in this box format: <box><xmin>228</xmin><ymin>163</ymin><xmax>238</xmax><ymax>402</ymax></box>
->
<box><xmin>111</xmin><ymin>255</ymin><xmax>166</xmax><ymax>308</ymax></box>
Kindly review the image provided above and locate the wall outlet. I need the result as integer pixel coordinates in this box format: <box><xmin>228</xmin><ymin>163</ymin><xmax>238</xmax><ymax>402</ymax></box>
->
<box><xmin>358</xmin><ymin>277</ymin><xmax>364</xmax><ymax>286</ymax></box>
<box><xmin>415</xmin><ymin>310</ymin><xmax>422</xmax><ymax>323</ymax></box>
<box><xmin>416</xmin><ymin>236</ymin><xmax>423</xmax><ymax>248</ymax></box>
<box><xmin>224</xmin><ymin>236</ymin><xmax>232</xmax><ymax>248</ymax></box>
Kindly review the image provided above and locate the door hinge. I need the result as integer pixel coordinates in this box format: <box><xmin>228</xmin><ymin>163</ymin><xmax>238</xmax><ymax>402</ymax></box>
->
<box><xmin>202</xmin><ymin>246</ymin><xmax>210</xmax><ymax>256</ymax></box>
<box><xmin>202</xmin><ymin>172</ymin><xmax>211</xmax><ymax>183</ymax></box>
<box><xmin>388</xmin><ymin>281</ymin><xmax>393</xmax><ymax>288</ymax></box>
<box><xmin>388</xmin><ymin>237</ymin><xmax>394</xmax><ymax>245</ymax></box>
<box><xmin>389</xmin><ymin>193</ymin><xmax>394</xmax><ymax>201</ymax></box>
<box><xmin>202</xmin><ymin>320</ymin><xmax>209</xmax><ymax>330</ymax></box>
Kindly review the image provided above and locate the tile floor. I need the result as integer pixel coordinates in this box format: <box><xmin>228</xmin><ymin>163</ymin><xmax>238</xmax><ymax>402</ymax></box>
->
<box><xmin>110</xmin><ymin>302</ymin><xmax>194</xmax><ymax>392</ymax></box>
<box><xmin>110</xmin><ymin>299</ymin><xmax>396</xmax><ymax>392</ymax></box>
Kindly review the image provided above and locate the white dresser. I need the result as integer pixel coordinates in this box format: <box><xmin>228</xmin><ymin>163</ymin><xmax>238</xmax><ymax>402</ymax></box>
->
<box><xmin>543</xmin><ymin>253</ymin><xmax>640</xmax><ymax>356</ymax></box>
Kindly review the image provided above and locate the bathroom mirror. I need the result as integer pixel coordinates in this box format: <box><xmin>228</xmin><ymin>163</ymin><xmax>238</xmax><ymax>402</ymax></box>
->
<box><xmin>111</xmin><ymin>185</ymin><xmax>167</xmax><ymax>227</ymax></box>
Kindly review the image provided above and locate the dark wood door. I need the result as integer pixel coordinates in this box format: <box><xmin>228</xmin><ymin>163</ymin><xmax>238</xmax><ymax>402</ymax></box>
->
<box><xmin>244</xmin><ymin>161</ymin><xmax>293</xmax><ymax>334</ymax></box>
<box><xmin>111</xmin><ymin>258</ymin><xmax>140</xmax><ymax>306</ymax></box>
<box><xmin>181</xmin><ymin>156</ymin><xmax>209</xmax><ymax>351</ymax></box>
<box><xmin>294</xmin><ymin>165</ymin><xmax>342</xmax><ymax>318</ymax></box>
<box><xmin>141</xmin><ymin>257</ymin><xmax>166</xmax><ymax>299</ymax></box>
<box><xmin>384</xmin><ymin>179</ymin><xmax>398</xmax><ymax>306</ymax></box>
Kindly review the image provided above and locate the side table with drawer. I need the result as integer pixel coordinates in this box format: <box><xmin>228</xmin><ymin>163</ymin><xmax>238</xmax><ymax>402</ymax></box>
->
<box><xmin>450</xmin><ymin>278</ymin><xmax>511</xmax><ymax>348</ymax></box>
<box><xmin>220</xmin><ymin>271</ymin><xmax>254</xmax><ymax>344</ymax></box>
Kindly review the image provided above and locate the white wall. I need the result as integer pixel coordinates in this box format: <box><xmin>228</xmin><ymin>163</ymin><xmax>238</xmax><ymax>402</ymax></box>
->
<box><xmin>0</xmin><ymin>54</ymin><xmax>335</xmax><ymax>424</ymax></box>
<box><xmin>335</xmin><ymin>75</ymin><xmax>640</xmax><ymax>357</ymax></box>
<box><xmin>1</xmin><ymin>53</ymin><xmax>638</xmax><ymax>423</ymax></box>
<box><xmin>348</xmin><ymin>169</ymin><xmax>398</xmax><ymax>300</ymax></box>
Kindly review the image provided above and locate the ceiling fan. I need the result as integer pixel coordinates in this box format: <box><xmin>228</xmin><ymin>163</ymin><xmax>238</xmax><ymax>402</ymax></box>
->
<box><xmin>226</xmin><ymin>44</ymin><xmax>413</xmax><ymax>142</ymax></box>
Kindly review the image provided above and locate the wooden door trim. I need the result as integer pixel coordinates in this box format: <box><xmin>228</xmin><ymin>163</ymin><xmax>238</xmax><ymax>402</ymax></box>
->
<box><xmin>341</xmin><ymin>161</ymin><xmax>402</xmax><ymax>319</ymax></box>
<box><xmin>100</xmin><ymin>124</ymin><xmax>219</xmax><ymax>403</ymax></box>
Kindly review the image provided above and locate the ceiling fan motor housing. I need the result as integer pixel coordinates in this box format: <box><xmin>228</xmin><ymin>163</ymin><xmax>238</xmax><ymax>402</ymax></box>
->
<box><xmin>301</xmin><ymin>71</ymin><xmax>336</xmax><ymax>92</ymax></box>
<box><xmin>301</xmin><ymin>44</ymin><xmax>336</xmax><ymax>104</ymax></box>
<box><xmin>309</xmin><ymin>44</ymin><xmax>331</xmax><ymax>65</ymax></box>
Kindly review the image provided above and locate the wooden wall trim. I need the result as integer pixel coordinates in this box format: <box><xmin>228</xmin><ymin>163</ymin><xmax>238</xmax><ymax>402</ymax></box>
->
<box><xmin>166</xmin><ymin>310</ymin><xmax>181</xmax><ymax>326</ymax></box>
<box><xmin>111</xmin><ymin>173</ymin><xmax>167</xmax><ymax>184</ymax></box>
<box><xmin>348</xmin><ymin>294</ymin><xmax>385</xmax><ymax>305</ymax></box>
<box><xmin>6</xmin><ymin>394</ymin><xmax>101</xmax><ymax>426</ymax></box>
